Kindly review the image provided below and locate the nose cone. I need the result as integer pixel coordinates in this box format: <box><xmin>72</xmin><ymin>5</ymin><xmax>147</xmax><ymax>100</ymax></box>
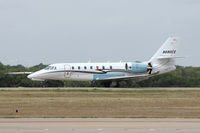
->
<box><xmin>27</xmin><ymin>73</ymin><xmax>35</xmax><ymax>79</ymax></box>
<box><xmin>27</xmin><ymin>71</ymin><xmax>45</xmax><ymax>81</ymax></box>
<box><xmin>27</xmin><ymin>71</ymin><xmax>41</xmax><ymax>79</ymax></box>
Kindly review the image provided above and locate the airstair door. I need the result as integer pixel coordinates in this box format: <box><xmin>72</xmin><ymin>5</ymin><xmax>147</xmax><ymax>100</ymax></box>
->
<box><xmin>64</xmin><ymin>64</ymin><xmax>71</xmax><ymax>78</ymax></box>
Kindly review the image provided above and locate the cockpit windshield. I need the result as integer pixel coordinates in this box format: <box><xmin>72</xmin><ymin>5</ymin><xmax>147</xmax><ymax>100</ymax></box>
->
<box><xmin>44</xmin><ymin>66</ymin><xmax>57</xmax><ymax>70</ymax></box>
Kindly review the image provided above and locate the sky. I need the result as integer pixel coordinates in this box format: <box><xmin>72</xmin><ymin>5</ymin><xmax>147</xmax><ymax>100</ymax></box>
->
<box><xmin>0</xmin><ymin>0</ymin><xmax>200</xmax><ymax>67</ymax></box>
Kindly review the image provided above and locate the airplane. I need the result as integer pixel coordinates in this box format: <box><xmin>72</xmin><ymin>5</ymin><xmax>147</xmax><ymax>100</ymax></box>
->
<box><xmin>10</xmin><ymin>37</ymin><xmax>180</xmax><ymax>87</ymax></box>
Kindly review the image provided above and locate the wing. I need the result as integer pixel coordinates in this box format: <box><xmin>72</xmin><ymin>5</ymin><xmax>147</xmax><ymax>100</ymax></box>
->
<box><xmin>97</xmin><ymin>74</ymin><xmax>149</xmax><ymax>81</ymax></box>
<box><xmin>97</xmin><ymin>72</ymin><xmax>159</xmax><ymax>82</ymax></box>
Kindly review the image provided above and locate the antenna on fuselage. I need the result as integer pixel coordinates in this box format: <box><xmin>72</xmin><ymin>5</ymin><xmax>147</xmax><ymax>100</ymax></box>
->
<box><xmin>88</xmin><ymin>58</ymin><xmax>91</xmax><ymax>63</ymax></box>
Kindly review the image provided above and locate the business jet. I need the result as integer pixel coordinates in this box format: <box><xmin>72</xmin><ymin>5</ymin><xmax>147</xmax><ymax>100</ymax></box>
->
<box><xmin>10</xmin><ymin>37</ymin><xmax>180</xmax><ymax>87</ymax></box>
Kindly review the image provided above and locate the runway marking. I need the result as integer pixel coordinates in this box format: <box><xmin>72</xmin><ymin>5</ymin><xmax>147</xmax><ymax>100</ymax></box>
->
<box><xmin>148</xmin><ymin>128</ymin><xmax>156</xmax><ymax>131</ymax></box>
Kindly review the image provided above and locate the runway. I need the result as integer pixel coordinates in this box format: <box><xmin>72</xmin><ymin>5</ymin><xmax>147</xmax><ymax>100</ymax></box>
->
<box><xmin>1</xmin><ymin>118</ymin><xmax>200</xmax><ymax>133</ymax></box>
<box><xmin>1</xmin><ymin>87</ymin><xmax>200</xmax><ymax>90</ymax></box>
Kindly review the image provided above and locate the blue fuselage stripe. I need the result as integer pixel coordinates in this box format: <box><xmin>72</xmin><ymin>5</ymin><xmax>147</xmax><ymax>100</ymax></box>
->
<box><xmin>93</xmin><ymin>74</ymin><xmax>125</xmax><ymax>80</ymax></box>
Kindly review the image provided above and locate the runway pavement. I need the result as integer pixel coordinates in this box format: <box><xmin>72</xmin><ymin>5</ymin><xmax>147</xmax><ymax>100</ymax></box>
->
<box><xmin>1</xmin><ymin>87</ymin><xmax>200</xmax><ymax>90</ymax></box>
<box><xmin>0</xmin><ymin>118</ymin><xmax>200</xmax><ymax>133</ymax></box>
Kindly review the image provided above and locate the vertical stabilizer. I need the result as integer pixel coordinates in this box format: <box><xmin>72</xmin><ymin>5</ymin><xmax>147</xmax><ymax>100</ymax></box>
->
<box><xmin>150</xmin><ymin>37</ymin><xmax>180</xmax><ymax>62</ymax></box>
<box><xmin>149</xmin><ymin>37</ymin><xmax>180</xmax><ymax>74</ymax></box>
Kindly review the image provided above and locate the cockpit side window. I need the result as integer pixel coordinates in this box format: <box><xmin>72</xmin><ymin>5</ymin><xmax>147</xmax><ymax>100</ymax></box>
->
<box><xmin>44</xmin><ymin>66</ymin><xmax>51</xmax><ymax>70</ymax></box>
<box><xmin>45</xmin><ymin>66</ymin><xmax>56</xmax><ymax>70</ymax></box>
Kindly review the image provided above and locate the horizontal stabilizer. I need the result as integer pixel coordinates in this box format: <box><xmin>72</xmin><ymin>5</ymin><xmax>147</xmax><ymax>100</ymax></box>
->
<box><xmin>8</xmin><ymin>72</ymin><xmax>33</xmax><ymax>75</ymax></box>
<box><xmin>157</xmin><ymin>56</ymin><xmax>185</xmax><ymax>59</ymax></box>
<box><xmin>31</xmin><ymin>78</ymin><xmax>44</xmax><ymax>81</ymax></box>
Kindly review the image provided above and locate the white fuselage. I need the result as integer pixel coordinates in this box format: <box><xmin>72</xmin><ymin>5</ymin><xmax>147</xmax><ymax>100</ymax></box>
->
<box><xmin>27</xmin><ymin>61</ymin><xmax>175</xmax><ymax>82</ymax></box>
<box><xmin>27</xmin><ymin>62</ymin><xmax>146</xmax><ymax>81</ymax></box>
<box><xmin>27</xmin><ymin>37</ymin><xmax>180</xmax><ymax>82</ymax></box>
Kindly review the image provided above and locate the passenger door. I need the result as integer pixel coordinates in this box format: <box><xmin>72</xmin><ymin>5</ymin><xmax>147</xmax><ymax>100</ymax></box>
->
<box><xmin>64</xmin><ymin>64</ymin><xmax>71</xmax><ymax>78</ymax></box>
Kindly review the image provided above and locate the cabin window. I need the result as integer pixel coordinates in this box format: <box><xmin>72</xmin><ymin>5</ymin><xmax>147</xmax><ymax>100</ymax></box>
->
<box><xmin>110</xmin><ymin>66</ymin><xmax>112</xmax><ymax>69</ymax></box>
<box><xmin>50</xmin><ymin>66</ymin><xmax>54</xmax><ymax>70</ymax></box>
<box><xmin>102</xmin><ymin>66</ymin><xmax>105</xmax><ymax>70</ymax></box>
<box><xmin>84</xmin><ymin>66</ymin><xmax>87</xmax><ymax>69</ymax></box>
<box><xmin>90</xmin><ymin>66</ymin><xmax>93</xmax><ymax>69</ymax></box>
<box><xmin>72</xmin><ymin>66</ymin><xmax>74</xmax><ymax>70</ymax></box>
<box><xmin>78</xmin><ymin>66</ymin><xmax>80</xmax><ymax>69</ymax></box>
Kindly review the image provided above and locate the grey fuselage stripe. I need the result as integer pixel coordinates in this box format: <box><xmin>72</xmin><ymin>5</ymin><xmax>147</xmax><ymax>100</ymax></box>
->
<box><xmin>45</xmin><ymin>69</ymin><xmax>131</xmax><ymax>74</ymax></box>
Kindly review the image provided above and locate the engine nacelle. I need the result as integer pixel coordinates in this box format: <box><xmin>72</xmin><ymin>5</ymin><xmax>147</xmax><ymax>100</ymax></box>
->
<box><xmin>131</xmin><ymin>62</ymin><xmax>148</xmax><ymax>73</ymax></box>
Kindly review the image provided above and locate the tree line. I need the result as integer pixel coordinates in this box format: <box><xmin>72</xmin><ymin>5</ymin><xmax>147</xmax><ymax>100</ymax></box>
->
<box><xmin>0</xmin><ymin>62</ymin><xmax>199</xmax><ymax>87</ymax></box>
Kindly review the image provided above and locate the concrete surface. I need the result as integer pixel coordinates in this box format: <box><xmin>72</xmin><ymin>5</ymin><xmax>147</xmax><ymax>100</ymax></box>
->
<box><xmin>0</xmin><ymin>118</ymin><xmax>200</xmax><ymax>133</ymax></box>
<box><xmin>1</xmin><ymin>87</ymin><xmax>200</xmax><ymax>90</ymax></box>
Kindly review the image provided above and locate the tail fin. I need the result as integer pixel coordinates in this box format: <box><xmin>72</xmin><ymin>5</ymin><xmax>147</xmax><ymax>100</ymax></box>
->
<box><xmin>150</xmin><ymin>37</ymin><xmax>180</xmax><ymax>62</ymax></box>
<box><xmin>149</xmin><ymin>37</ymin><xmax>180</xmax><ymax>74</ymax></box>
